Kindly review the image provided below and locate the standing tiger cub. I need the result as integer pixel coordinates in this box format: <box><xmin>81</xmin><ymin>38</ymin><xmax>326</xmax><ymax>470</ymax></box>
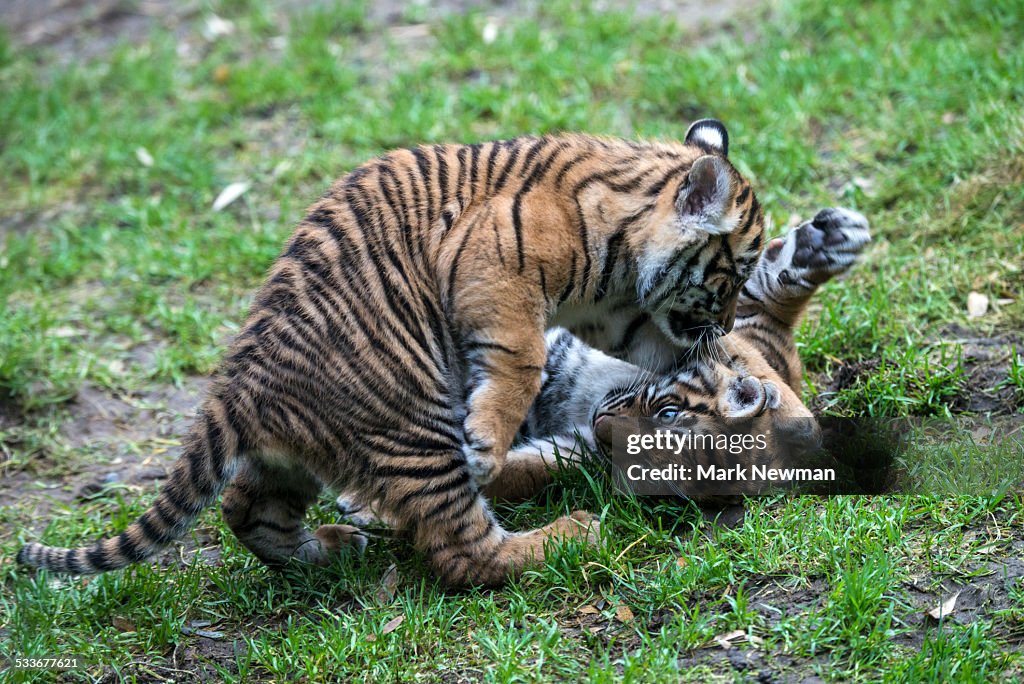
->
<box><xmin>18</xmin><ymin>120</ymin><xmax>765</xmax><ymax>586</ymax></box>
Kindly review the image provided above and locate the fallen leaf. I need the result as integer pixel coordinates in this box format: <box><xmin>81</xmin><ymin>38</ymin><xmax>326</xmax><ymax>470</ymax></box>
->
<box><xmin>588</xmin><ymin>625</ymin><xmax>605</xmax><ymax>634</ymax></box>
<box><xmin>967</xmin><ymin>291</ymin><xmax>989</xmax><ymax>318</ymax></box>
<box><xmin>676</xmin><ymin>557</ymin><xmax>688</xmax><ymax>570</ymax></box>
<box><xmin>615</xmin><ymin>605</ymin><xmax>634</xmax><ymax>623</ymax></box>
<box><xmin>213</xmin><ymin>182</ymin><xmax>250</xmax><ymax>211</ymax></box>
<box><xmin>135</xmin><ymin>147</ymin><xmax>154</xmax><ymax>167</ymax></box>
<box><xmin>381</xmin><ymin>615</ymin><xmax>404</xmax><ymax>635</ymax></box>
<box><xmin>365</xmin><ymin>633</ymin><xmax>377</xmax><ymax>642</ymax></box>
<box><xmin>714</xmin><ymin>629</ymin><xmax>745</xmax><ymax>650</ymax></box>
<box><xmin>928</xmin><ymin>592</ymin><xmax>960</xmax><ymax>620</ymax></box>
<box><xmin>375</xmin><ymin>563</ymin><xmax>399</xmax><ymax>603</ymax></box>
<box><xmin>213</xmin><ymin>64</ymin><xmax>231</xmax><ymax>84</ymax></box>
<box><xmin>578</xmin><ymin>605</ymin><xmax>600</xmax><ymax>615</ymax></box>
<box><xmin>112</xmin><ymin>617</ymin><xmax>136</xmax><ymax>633</ymax></box>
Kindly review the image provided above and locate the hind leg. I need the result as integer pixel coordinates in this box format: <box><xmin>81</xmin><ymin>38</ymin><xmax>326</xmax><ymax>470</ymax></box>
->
<box><xmin>222</xmin><ymin>457</ymin><xmax>367</xmax><ymax>567</ymax></box>
<box><xmin>383</xmin><ymin>457</ymin><xmax>599</xmax><ymax>586</ymax></box>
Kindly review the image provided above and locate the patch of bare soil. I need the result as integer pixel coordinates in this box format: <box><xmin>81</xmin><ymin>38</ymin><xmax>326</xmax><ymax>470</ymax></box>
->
<box><xmin>2</xmin><ymin>0</ymin><xmax>766</xmax><ymax>68</ymax></box>
<box><xmin>943</xmin><ymin>324</ymin><xmax>1023</xmax><ymax>414</ymax></box>
<box><xmin>0</xmin><ymin>0</ymin><xmax>202</xmax><ymax>64</ymax></box>
<box><xmin>0</xmin><ymin>375</ymin><xmax>208</xmax><ymax>520</ymax></box>
<box><xmin>812</xmin><ymin>326</ymin><xmax>1023</xmax><ymax>416</ymax></box>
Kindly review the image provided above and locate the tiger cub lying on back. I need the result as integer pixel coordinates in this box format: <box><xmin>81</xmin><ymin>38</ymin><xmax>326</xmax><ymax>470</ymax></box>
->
<box><xmin>18</xmin><ymin>120</ymin><xmax>767</xmax><ymax>587</ymax></box>
<box><xmin>485</xmin><ymin>207</ymin><xmax>871</xmax><ymax>501</ymax></box>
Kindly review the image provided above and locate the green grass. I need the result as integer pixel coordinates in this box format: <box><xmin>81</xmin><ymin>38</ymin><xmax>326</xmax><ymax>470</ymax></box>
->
<box><xmin>2</xmin><ymin>0</ymin><xmax>1023</xmax><ymax>681</ymax></box>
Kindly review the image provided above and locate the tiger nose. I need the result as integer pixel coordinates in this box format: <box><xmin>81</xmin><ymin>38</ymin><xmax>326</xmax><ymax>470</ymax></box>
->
<box><xmin>593</xmin><ymin>413</ymin><xmax>616</xmax><ymax>446</ymax></box>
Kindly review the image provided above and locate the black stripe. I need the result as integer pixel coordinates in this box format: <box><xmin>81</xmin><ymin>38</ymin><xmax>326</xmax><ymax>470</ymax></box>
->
<box><xmin>85</xmin><ymin>546</ymin><xmax>111</xmax><ymax>571</ymax></box>
<box><xmin>412</xmin><ymin>146</ymin><xmax>434</xmax><ymax>220</ymax></box>
<box><xmin>644</xmin><ymin>163</ymin><xmax>688</xmax><ymax>196</ymax></box>
<box><xmin>446</xmin><ymin>208</ymin><xmax>487</xmax><ymax>311</ymax></box>
<box><xmin>138</xmin><ymin>510</ymin><xmax>175</xmax><ymax>546</ymax></box>
<box><xmin>553</xmin><ymin>149</ymin><xmax>594</xmax><ymax>189</ymax></box>
<box><xmin>118</xmin><ymin>532</ymin><xmax>148</xmax><ymax>563</ymax></box>
<box><xmin>455</xmin><ymin>146</ymin><xmax>468</xmax><ymax>204</ymax></box>
<box><xmin>484</xmin><ymin>141</ymin><xmax>502</xmax><ymax>191</ymax></box>
<box><xmin>398</xmin><ymin>470</ymin><xmax>471</xmax><ymax>504</ymax></box>
<box><xmin>735</xmin><ymin>185</ymin><xmax>750</xmax><ymax>206</ymax></box>
<box><xmin>492</xmin><ymin>138</ymin><xmax>527</xmax><ymax>192</ymax></box>
<box><xmin>508</xmin><ymin>141</ymin><xmax>561</xmax><ymax>273</ymax></box>
<box><xmin>205</xmin><ymin>414</ymin><xmax>227</xmax><ymax>480</ymax></box>
<box><xmin>434</xmin><ymin>144</ymin><xmax>449</xmax><ymax>197</ymax></box>
<box><xmin>469</xmin><ymin>143</ymin><xmax>483</xmax><ymax>191</ymax></box>
<box><xmin>511</xmin><ymin>199</ymin><xmax>526</xmax><ymax>271</ymax></box>
<box><xmin>374</xmin><ymin>459</ymin><xmax>464</xmax><ymax>480</ymax></box>
<box><xmin>424</xmin><ymin>488</ymin><xmax>478</xmax><ymax>521</ymax></box>
<box><xmin>742</xmin><ymin>331</ymin><xmax>794</xmax><ymax>379</ymax></box>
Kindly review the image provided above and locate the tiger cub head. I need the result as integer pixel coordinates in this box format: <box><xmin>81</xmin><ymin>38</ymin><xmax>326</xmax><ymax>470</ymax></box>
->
<box><xmin>631</xmin><ymin>119</ymin><xmax>765</xmax><ymax>348</ymax></box>
<box><xmin>590</xmin><ymin>359</ymin><xmax>820</xmax><ymax>498</ymax></box>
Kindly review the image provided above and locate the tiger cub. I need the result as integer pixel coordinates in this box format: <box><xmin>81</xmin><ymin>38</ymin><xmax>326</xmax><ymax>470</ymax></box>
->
<box><xmin>492</xmin><ymin>207</ymin><xmax>870</xmax><ymax>501</ymax></box>
<box><xmin>18</xmin><ymin>120</ymin><xmax>765</xmax><ymax>586</ymax></box>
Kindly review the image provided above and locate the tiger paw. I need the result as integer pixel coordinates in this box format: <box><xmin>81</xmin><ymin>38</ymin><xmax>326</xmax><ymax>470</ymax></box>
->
<box><xmin>462</xmin><ymin>420</ymin><xmax>502</xmax><ymax>487</ymax></box>
<box><xmin>335</xmin><ymin>495</ymin><xmax>382</xmax><ymax>527</ymax></box>
<box><xmin>766</xmin><ymin>207</ymin><xmax>871</xmax><ymax>288</ymax></box>
<box><xmin>565</xmin><ymin>510</ymin><xmax>602</xmax><ymax>545</ymax></box>
<box><xmin>314</xmin><ymin>524</ymin><xmax>369</xmax><ymax>555</ymax></box>
<box><xmin>463</xmin><ymin>442</ymin><xmax>499</xmax><ymax>487</ymax></box>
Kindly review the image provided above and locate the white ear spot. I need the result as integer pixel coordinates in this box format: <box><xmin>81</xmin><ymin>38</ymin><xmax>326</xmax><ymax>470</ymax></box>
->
<box><xmin>684</xmin><ymin>118</ymin><xmax>730</xmax><ymax>156</ymax></box>
<box><xmin>691</xmin><ymin>126</ymin><xmax>723</xmax><ymax>151</ymax></box>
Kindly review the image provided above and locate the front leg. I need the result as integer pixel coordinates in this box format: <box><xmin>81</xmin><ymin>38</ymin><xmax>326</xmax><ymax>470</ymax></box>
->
<box><xmin>483</xmin><ymin>436</ymin><xmax>586</xmax><ymax>502</ymax></box>
<box><xmin>457</xmin><ymin>282</ymin><xmax>547</xmax><ymax>489</ymax></box>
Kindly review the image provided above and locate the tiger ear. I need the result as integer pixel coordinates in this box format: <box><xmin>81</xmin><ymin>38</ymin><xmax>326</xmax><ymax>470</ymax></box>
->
<box><xmin>685</xmin><ymin>118</ymin><xmax>729</xmax><ymax>156</ymax></box>
<box><xmin>722</xmin><ymin>376</ymin><xmax>772</xmax><ymax>418</ymax></box>
<box><xmin>676</xmin><ymin>155</ymin><xmax>737</xmax><ymax>234</ymax></box>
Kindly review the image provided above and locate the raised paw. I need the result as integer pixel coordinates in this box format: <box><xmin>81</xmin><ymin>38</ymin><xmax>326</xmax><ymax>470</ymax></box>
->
<box><xmin>767</xmin><ymin>207</ymin><xmax>870</xmax><ymax>286</ymax></box>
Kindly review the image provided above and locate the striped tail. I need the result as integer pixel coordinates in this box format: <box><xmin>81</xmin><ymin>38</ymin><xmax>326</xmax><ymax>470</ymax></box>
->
<box><xmin>16</xmin><ymin>407</ymin><xmax>239</xmax><ymax>574</ymax></box>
